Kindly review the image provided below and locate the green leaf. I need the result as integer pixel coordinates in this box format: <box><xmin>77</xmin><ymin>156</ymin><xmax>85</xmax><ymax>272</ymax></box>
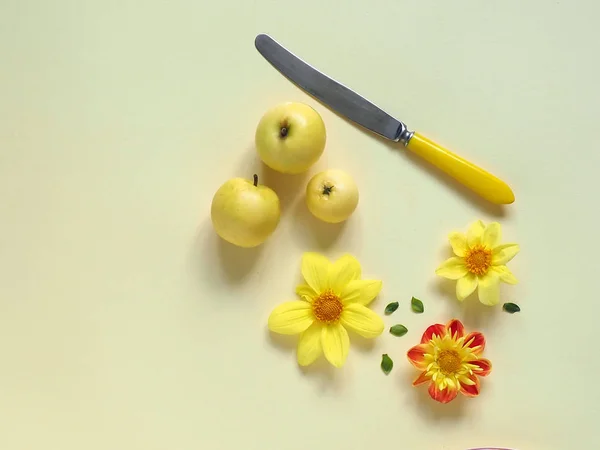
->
<box><xmin>503</xmin><ymin>302</ymin><xmax>521</xmax><ymax>313</ymax></box>
<box><xmin>381</xmin><ymin>354</ymin><xmax>394</xmax><ymax>375</ymax></box>
<box><xmin>384</xmin><ymin>302</ymin><xmax>399</xmax><ymax>315</ymax></box>
<box><xmin>411</xmin><ymin>297</ymin><xmax>424</xmax><ymax>313</ymax></box>
<box><xmin>389</xmin><ymin>324</ymin><xmax>408</xmax><ymax>337</ymax></box>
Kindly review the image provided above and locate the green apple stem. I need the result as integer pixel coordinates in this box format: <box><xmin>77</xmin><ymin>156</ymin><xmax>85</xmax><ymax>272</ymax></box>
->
<box><xmin>253</xmin><ymin>174</ymin><xmax>258</xmax><ymax>187</ymax></box>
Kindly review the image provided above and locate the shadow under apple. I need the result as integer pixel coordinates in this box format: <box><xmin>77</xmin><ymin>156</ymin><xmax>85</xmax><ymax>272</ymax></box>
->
<box><xmin>260</xmin><ymin>164</ymin><xmax>309</xmax><ymax>214</ymax></box>
<box><xmin>290</xmin><ymin>198</ymin><xmax>348</xmax><ymax>250</ymax></box>
<box><xmin>192</xmin><ymin>220</ymin><xmax>263</xmax><ymax>287</ymax></box>
<box><xmin>232</xmin><ymin>141</ymin><xmax>310</xmax><ymax>215</ymax></box>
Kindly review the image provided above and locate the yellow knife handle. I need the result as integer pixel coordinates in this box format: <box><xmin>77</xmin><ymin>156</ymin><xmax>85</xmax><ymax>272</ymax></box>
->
<box><xmin>405</xmin><ymin>132</ymin><xmax>515</xmax><ymax>205</ymax></box>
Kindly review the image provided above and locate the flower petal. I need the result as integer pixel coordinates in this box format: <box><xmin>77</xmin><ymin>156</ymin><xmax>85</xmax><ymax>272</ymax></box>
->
<box><xmin>421</xmin><ymin>324</ymin><xmax>446</xmax><ymax>343</ymax></box>
<box><xmin>301</xmin><ymin>252</ymin><xmax>331</xmax><ymax>293</ymax></box>
<box><xmin>329</xmin><ymin>254</ymin><xmax>361</xmax><ymax>294</ymax></box>
<box><xmin>482</xmin><ymin>222</ymin><xmax>501</xmax><ymax>248</ymax></box>
<box><xmin>492</xmin><ymin>265</ymin><xmax>518</xmax><ymax>285</ymax></box>
<box><xmin>429</xmin><ymin>382</ymin><xmax>459</xmax><ymax>404</ymax></box>
<box><xmin>296</xmin><ymin>284</ymin><xmax>317</xmax><ymax>302</ymax></box>
<box><xmin>435</xmin><ymin>257</ymin><xmax>468</xmax><ymax>280</ymax></box>
<box><xmin>340</xmin><ymin>279</ymin><xmax>382</xmax><ymax>306</ymax></box>
<box><xmin>413</xmin><ymin>371</ymin><xmax>430</xmax><ymax>386</ymax></box>
<box><xmin>459</xmin><ymin>373</ymin><xmax>481</xmax><ymax>397</ymax></box>
<box><xmin>321</xmin><ymin>323</ymin><xmax>349</xmax><ymax>368</ymax></box>
<box><xmin>478</xmin><ymin>271</ymin><xmax>500</xmax><ymax>306</ymax></box>
<box><xmin>407</xmin><ymin>344</ymin><xmax>430</xmax><ymax>370</ymax></box>
<box><xmin>268</xmin><ymin>301</ymin><xmax>314</xmax><ymax>335</ymax></box>
<box><xmin>492</xmin><ymin>243</ymin><xmax>520</xmax><ymax>265</ymax></box>
<box><xmin>471</xmin><ymin>358</ymin><xmax>492</xmax><ymax>377</ymax></box>
<box><xmin>448</xmin><ymin>232</ymin><xmax>468</xmax><ymax>257</ymax></box>
<box><xmin>340</xmin><ymin>303</ymin><xmax>384</xmax><ymax>338</ymax></box>
<box><xmin>297</xmin><ymin>323</ymin><xmax>322</xmax><ymax>366</ymax></box>
<box><xmin>464</xmin><ymin>332</ymin><xmax>486</xmax><ymax>354</ymax></box>
<box><xmin>467</xmin><ymin>220</ymin><xmax>485</xmax><ymax>247</ymax></box>
<box><xmin>446</xmin><ymin>319</ymin><xmax>466</xmax><ymax>339</ymax></box>
<box><xmin>456</xmin><ymin>273</ymin><xmax>478</xmax><ymax>301</ymax></box>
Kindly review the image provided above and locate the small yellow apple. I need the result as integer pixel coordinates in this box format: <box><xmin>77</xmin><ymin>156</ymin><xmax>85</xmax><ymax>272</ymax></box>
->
<box><xmin>255</xmin><ymin>102</ymin><xmax>326</xmax><ymax>174</ymax></box>
<box><xmin>306</xmin><ymin>169</ymin><xmax>359</xmax><ymax>224</ymax></box>
<box><xmin>210</xmin><ymin>175</ymin><xmax>281</xmax><ymax>248</ymax></box>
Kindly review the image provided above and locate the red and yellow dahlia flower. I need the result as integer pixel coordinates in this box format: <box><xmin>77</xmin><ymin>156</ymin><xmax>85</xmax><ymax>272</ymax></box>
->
<box><xmin>407</xmin><ymin>319</ymin><xmax>492</xmax><ymax>403</ymax></box>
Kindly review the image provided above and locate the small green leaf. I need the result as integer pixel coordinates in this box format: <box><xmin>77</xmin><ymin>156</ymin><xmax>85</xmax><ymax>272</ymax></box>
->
<box><xmin>503</xmin><ymin>302</ymin><xmax>521</xmax><ymax>313</ymax></box>
<box><xmin>384</xmin><ymin>302</ymin><xmax>399</xmax><ymax>315</ymax></box>
<box><xmin>381</xmin><ymin>354</ymin><xmax>394</xmax><ymax>375</ymax></box>
<box><xmin>389</xmin><ymin>324</ymin><xmax>408</xmax><ymax>337</ymax></box>
<box><xmin>411</xmin><ymin>297</ymin><xmax>424</xmax><ymax>313</ymax></box>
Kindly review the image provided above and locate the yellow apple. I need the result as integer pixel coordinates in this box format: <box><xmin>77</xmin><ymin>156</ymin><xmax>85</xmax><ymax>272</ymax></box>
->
<box><xmin>255</xmin><ymin>102</ymin><xmax>326</xmax><ymax>174</ymax></box>
<box><xmin>305</xmin><ymin>169</ymin><xmax>359</xmax><ymax>223</ymax></box>
<box><xmin>210</xmin><ymin>174</ymin><xmax>281</xmax><ymax>248</ymax></box>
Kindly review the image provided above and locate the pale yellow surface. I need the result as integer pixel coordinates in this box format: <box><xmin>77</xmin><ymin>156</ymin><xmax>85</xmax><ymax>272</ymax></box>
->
<box><xmin>1</xmin><ymin>1</ymin><xmax>598</xmax><ymax>449</ymax></box>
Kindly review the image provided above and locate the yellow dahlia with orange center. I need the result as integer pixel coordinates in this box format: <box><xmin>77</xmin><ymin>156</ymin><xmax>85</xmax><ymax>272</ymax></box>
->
<box><xmin>268</xmin><ymin>253</ymin><xmax>384</xmax><ymax>368</ymax></box>
<box><xmin>435</xmin><ymin>220</ymin><xmax>520</xmax><ymax>305</ymax></box>
<box><xmin>407</xmin><ymin>319</ymin><xmax>492</xmax><ymax>404</ymax></box>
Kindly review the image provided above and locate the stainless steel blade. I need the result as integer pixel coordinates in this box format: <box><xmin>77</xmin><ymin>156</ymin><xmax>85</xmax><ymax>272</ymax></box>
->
<box><xmin>255</xmin><ymin>34</ymin><xmax>410</xmax><ymax>143</ymax></box>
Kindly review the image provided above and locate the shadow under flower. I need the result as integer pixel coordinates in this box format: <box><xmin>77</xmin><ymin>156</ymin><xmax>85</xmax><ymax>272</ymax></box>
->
<box><xmin>435</xmin><ymin>278</ymin><xmax>500</xmax><ymax>330</ymax></box>
<box><xmin>267</xmin><ymin>329</ymin><xmax>297</xmax><ymax>353</ymax></box>
<box><xmin>348</xmin><ymin>333</ymin><xmax>377</xmax><ymax>353</ymax></box>
<box><xmin>400</xmin><ymin>367</ymin><xmax>468</xmax><ymax>422</ymax></box>
<box><xmin>298</xmin><ymin>357</ymin><xmax>338</xmax><ymax>381</ymax></box>
<box><xmin>299</xmin><ymin>358</ymin><xmax>348</xmax><ymax>395</ymax></box>
<box><xmin>267</xmin><ymin>329</ymin><xmax>346</xmax><ymax>392</ymax></box>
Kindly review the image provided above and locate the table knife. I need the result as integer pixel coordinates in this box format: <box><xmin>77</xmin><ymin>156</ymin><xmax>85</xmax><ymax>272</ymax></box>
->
<box><xmin>254</xmin><ymin>34</ymin><xmax>515</xmax><ymax>205</ymax></box>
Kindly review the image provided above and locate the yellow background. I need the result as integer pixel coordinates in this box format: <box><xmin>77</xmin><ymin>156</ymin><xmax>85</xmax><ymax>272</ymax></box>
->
<box><xmin>1</xmin><ymin>1</ymin><xmax>598</xmax><ymax>449</ymax></box>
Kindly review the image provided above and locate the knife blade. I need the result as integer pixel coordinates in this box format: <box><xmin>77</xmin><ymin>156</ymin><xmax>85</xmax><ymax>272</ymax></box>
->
<box><xmin>254</xmin><ymin>34</ymin><xmax>515</xmax><ymax>205</ymax></box>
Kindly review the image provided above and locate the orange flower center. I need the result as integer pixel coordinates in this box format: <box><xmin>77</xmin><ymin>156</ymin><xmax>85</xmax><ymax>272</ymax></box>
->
<box><xmin>312</xmin><ymin>290</ymin><xmax>343</xmax><ymax>323</ymax></box>
<box><xmin>437</xmin><ymin>350</ymin><xmax>462</xmax><ymax>375</ymax></box>
<box><xmin>465</xmin><ymin>245</ymin><xmax>492</xmax><ymax>275</ymax></box>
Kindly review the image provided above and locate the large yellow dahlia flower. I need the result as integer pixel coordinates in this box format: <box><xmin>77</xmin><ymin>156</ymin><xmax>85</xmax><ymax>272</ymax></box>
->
<box><xmin>268</xmin><ymin>253</ymin><xmax>384</xmax><ymax>368</ymax></box>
